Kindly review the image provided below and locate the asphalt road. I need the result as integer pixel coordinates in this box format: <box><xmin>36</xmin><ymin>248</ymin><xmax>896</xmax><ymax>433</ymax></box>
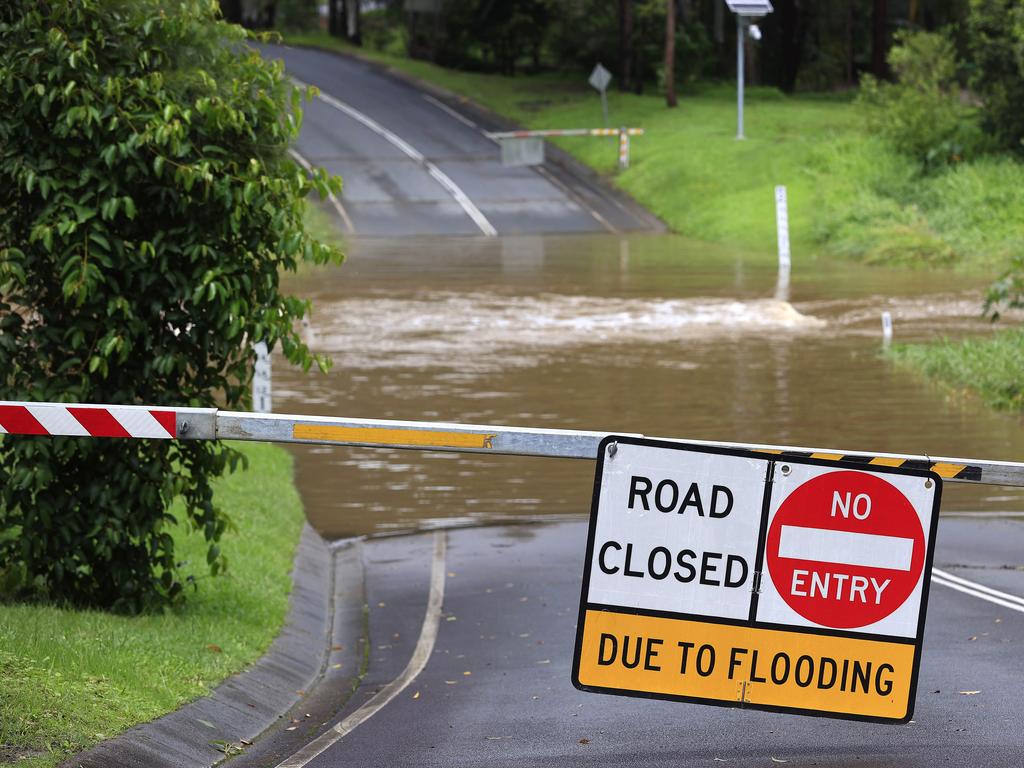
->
<box><xmin>259</xmin><ymin>44</ymin><xmax>661</xmax><ymax>237</ymax></box>
<box><xmin>233</xmin><ymin>515</ymin><xmax>1024</xmax><ymax>768</ymax></box>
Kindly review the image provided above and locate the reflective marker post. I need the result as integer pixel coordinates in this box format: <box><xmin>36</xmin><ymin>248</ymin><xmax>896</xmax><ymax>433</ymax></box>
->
<box><xmin>3</xmin><ymin>402</ymin><xmax>1024</xmax><ymax>488</ymax></box>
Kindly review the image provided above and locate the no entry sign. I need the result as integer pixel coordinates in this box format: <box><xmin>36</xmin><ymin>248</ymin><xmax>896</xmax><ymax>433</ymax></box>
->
<box><xmin>572</xmin><ymin>437</ymin><xmax>941</xmax><ymax>723</ymax></box>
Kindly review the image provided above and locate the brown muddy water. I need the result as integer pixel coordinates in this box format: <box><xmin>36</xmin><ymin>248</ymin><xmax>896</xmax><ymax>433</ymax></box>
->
<box><xmin>273</xmin><ymin>234</ymin><xmax>1024</xmax><ymax>539</ymax></box>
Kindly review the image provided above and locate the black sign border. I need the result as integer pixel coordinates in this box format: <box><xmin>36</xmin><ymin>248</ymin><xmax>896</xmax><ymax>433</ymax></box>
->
<box><xmin>571</xmin><ymin>435</ymin><xmax>943</xmax><ymax>725</ymax></box>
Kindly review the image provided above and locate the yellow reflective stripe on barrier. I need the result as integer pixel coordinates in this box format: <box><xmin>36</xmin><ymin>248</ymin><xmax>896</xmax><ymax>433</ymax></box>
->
<box><xmin>930</xmin><ymin>462</ymin><xmax>969</xmax><ymax>478</ymax></box>
<box><xmin>292</xmin><ymin>424</ymin><xmax>496</xmax><ymax>449</ymax></box>
<box><xmin>870</xmin><ymin>457</ymin><xmax>907</xmax><ymax>467</ymax></box>
<box><xmin>810</xmin><ymin>452</ymin><xmax>844</xmax><ymax>461</ymax></box>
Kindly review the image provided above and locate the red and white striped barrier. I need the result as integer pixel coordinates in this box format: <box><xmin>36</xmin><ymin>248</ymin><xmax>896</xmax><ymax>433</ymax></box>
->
<box><xmin>2</xmin><ymin>400</ymin><xmax>1023</xmax><ymax>487</ymax></box>
<box><xmin>0</xmin><ymin>402</ymin><xmax>204</xmax><ymax>439</ymax></box>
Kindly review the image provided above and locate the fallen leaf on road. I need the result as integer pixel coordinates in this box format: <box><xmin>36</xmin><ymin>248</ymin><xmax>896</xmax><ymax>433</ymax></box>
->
<box><xmin>197</xmin><ymin>719</ymin><xmax>215</xmax><ymax>729</ymax></box>
<box><xmin>331</xmin><ymin>644</ymin><xmax>344</xmax><ymax>651</ymax></box>
<box><xmin>463</xmin><ymin>671</ymin><xmax>472</xmax><ymax>676</ymax></box>
<box><xmin>412</xmin><ymin>691</ymin><xmax>420</xmax><ymax>700</ymax></box>
<box><xmin>286</xmin><ymin>726</ymin><xmax>297</xmax><ymax>731</ymax></box>
<box><xmin>770</xmin><ymin>758</ymin><xmax>787</xmax><ymax>764</ymax></box>
<box><xmin>959</xmin><ymin>690</ymin><xmax>981</xmax><ymax>695</ymax></box>
<box><xmin>536</xmin><ymin>659</ymin><xmax>551</xmax><ymax>665</ymax></box>
<box><xmin>486</xmin><ymin>736</ymin><xmax>512</xmax><ymax>741</ymax></box>
<box><xmin>968</xmin><ymin>636</ymin><xmax>977</xmax><ymax>641</ymax></box>
<box><xmin>578</xmin><ymin>739</ymin><xmax>591</xmax><ymax>745</ymax></box>
<box><xmin>445</xmin><ymin>680</ymin><xmax>457</xmax><ymax>685</ymax></box>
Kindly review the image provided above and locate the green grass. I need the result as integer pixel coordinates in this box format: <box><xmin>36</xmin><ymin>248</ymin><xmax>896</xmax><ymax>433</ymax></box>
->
<box><xmin>890</xmin><ymin>330</ymin><xmax>1024</xmax><ymax>411</ymax></box>
<box><xmin>0</xmin><ymin>442</ymin><xmax>305</xmax><ymax>767</ymax></box>
<box><xmin>284</xmin><ymin>32</ymin><xmax>1024</xmax><ymax>271</ymax></box>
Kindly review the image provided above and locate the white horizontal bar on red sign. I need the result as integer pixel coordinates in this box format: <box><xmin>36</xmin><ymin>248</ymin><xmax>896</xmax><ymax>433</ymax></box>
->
<box><xmin>0</xmin><ymin>402</ymin><xmax>216</xmax><ymax>440</ymax></box>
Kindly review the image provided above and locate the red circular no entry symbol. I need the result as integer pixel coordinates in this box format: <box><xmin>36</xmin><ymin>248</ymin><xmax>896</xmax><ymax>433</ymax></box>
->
<box><xmin>765</xmin><ymin>470</ymin><xmax>925</xmax><ymax>629</ymax></box>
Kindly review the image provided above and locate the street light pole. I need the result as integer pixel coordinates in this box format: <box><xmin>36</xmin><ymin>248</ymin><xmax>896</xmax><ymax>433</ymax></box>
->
<box><xmin>737</xmin><ymin>16</ymin><xmax>745</xmax><ymax>140</ymax></box>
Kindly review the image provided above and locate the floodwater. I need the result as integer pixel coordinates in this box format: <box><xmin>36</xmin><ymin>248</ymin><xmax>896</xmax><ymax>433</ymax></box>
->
<box><xmin>273</xmin><ymin>234</ymin><xmax>1024</xmax><ymax>539</ymax></box>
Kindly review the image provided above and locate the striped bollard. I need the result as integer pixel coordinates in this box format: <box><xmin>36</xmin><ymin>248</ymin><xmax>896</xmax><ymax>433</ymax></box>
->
<box><xmin>618</xmin><ymin>128</ymin><xmax>630</xmax><ymax>169</ymax></box>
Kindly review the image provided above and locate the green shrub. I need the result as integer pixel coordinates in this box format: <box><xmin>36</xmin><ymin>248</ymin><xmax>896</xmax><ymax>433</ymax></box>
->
<box><xmin>858</xmin><ymin>30</ymin><xmax>980</xmax><ymax>169</ymax></box>
<box><xmin>0</xmin><ymin>0</ymin><xmax>341</xmax><ymax>612</ymax></box>
<box><xmin>966</xmin><ymin>0</ymin><xmax>1024</xmax><ymax>155</ymax></box>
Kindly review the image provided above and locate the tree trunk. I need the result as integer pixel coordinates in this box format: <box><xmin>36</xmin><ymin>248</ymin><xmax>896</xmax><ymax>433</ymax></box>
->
<box><xmin>346</xmin><ymin>0</ymin><xmax>362</xmax><ymax>46</ymax></box>
<box><xmin>665</xmin><ymin>0</ymin><xmax>677</xmax><ymax>107</ymax></box>
<box><xmin>871</xmin><ymin>0</ymin><xmax>888</xmax><ymax>78</ymax></box>
<box><xmin>329</xmin><ymin>0</ymin><xmax>339</xmax><ymax>37</ymax></box>
<box><xmin>619</xmin><ymin>0</ymin><xmax>634</xmax><ymax>92</ymax></box>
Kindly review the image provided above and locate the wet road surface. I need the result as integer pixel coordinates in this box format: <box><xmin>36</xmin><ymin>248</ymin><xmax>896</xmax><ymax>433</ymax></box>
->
<box><xmin>233</xmin><ymin>517</ymin><xmax>1024</xmax><ymax>768</ymax></box>
<box><xmin>261</xmin><ymin>45</ymin><xmax>659</xmax><ymax>237</ymax></box>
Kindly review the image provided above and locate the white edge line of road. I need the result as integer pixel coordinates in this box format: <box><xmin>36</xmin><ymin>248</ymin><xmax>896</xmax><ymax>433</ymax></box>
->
<box><xmin>275</xmin><ymin>530</ymin><xmax>447</xmax><ymax>768</ymax></box>
<box><xmin>421</xmin><ymin>92</ymin><xmax>619</xmax><ymax>235</ymax></box>
<box><xmin>932</xmin><ymin>567</ymin><xmax>1024</xmax><ymax>611</ymax></box>
<box><xmin>422</xmin><ymin>93</ymin><xmax>486</xmax><ymax>135</ymax></box>
<box><xmin>288</xmin><ymin>148</ymin><xmax>357</xmax><ymax>235</ymax></box>
<box><xmin>294</xmin><ymin>78</ymin><xmax>498</xmax><ymax>237</ymax></box>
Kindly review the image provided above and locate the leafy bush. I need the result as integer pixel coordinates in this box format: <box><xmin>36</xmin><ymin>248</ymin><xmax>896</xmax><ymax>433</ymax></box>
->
<box><xmin>966</xmin><ymin>0</ymin><xmax>1024</xmax><ymax>155</ymax></box>
<box><xmin>0</xmin><ymin>0</ymin><xmax>341</xmax><ymax>612</ymax></box>
<box><xmin>857</xmin><ymin>30</ymin><xmax>980</xmax><ymax>169</ymax></box>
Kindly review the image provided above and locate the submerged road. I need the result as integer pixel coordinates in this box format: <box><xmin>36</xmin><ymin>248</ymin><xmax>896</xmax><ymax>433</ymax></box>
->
<box><xmin>233</xmin><ymin>516</ymin><xmax>1024</xmax><ymax>768</ymax></box>
<box><xmin>260</xmin><ymin>44</ymin><xmax>661</xmax><ymax>237</ymax></box>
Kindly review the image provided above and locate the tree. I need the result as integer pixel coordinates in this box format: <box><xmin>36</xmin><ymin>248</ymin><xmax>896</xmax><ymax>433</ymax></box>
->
<box><xmin>665</xmin><ymin>0</ymin><xmax>678</xmax><ymax>106</ymax></box>
<box><xmin>966</xmin><ymin>0</ymin><xmax>1024</xmax><ymax>155</ymax></box>
<box><xmin>0</xmin><ymin>0</ymin><xmax>341</xmax><ymax>612</ymax></box>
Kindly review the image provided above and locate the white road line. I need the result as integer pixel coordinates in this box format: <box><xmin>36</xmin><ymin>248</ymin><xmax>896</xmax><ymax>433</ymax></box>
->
<box><xmin>276</xmin><ymin>530</ymin><xmax>447</xmax><ymax>768</ymax></box>
<box><xmin>288</xmin><ymin>148</ymin><xmax>356</xmax><ymax>235</ymax></box>
<box><xmin>295</xmin><ymin>78</ymin><xmax>497</xmax><ymax>237</ymax></box>
<box><xmin>933</xmin><ymin>565</ymin><xmax>1024</xmax><ymax>606</ymax></box>
<box><xmin>422</xmin><ymin>93</ymin><xmax>486</xmax><ymax>135</ymax></box>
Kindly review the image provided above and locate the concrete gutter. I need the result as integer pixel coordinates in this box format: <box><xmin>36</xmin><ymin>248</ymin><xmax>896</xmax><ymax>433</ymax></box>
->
<box><xmin>63</xmin><ymin>524</ymin><xmax>362</xmax><ymax>768</ymax></box>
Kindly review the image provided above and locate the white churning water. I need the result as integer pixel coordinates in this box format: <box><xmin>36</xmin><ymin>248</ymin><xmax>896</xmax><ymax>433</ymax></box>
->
<box><xmin>307</xmin><ymin>294</ymin><xmax>827</xmax><ymax>370</ymax></box>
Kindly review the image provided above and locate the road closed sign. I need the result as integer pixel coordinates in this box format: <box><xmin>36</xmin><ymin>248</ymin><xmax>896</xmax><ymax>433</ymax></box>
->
<box><xmin>572</xmin><ymin>437</ymin><xmax>941</xmax><ymax>723</ymax></box>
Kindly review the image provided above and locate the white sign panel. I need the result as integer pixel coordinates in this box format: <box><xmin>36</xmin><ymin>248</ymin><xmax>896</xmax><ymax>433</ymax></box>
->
<box><xmin>588</xmin><ymin>63</ymin><xmax>612</xmax><ymax>93</ymax></box>
<box><xmin>587</xmin><ymin>443</ymin><xmax>766</xmax><ymax>620</ymax></box>
<box><xmin>253</xmin><ymin>341</ymin><xmax>272</xmax><ymax>414</ymax></box>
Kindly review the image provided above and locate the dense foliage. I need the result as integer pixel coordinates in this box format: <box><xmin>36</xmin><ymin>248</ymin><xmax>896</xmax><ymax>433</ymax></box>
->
<box><xmin>966</xmin><ymin>0</ymin><xmax>1024</xmax><ymax>156</ymax></box>
<box><xmin>858</xmin><ymin>31</ymin><xmax>979</xmax><ymax>169</ymax></box>
<box><xmin>0</xmin><ymin>0</ymin><xmax>341</xmax><ymax>612</ymax></box>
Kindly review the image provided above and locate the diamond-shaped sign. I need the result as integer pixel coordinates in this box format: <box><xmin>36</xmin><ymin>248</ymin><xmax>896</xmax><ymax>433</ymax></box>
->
<box><xmin>588</xmin><ymin>63</ymin><xmax>612</xmax><ymax>93</ymax></box>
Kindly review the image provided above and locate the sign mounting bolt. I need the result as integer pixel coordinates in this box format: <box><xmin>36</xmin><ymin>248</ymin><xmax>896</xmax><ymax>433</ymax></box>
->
<box><xmin>607</xmin><ymin>441</ymin><xmax>618</xmax><ymax>458</ymax></box>
<box><xmin>780</xmin><ymin>464</ymin><xmax>791</xmax><ymax>476</ymax></box>
<box><xmin>925</xmin><ymin>478</ymin><xmax>933</xmax><ymax>489</ymax></box>
<box><xmin>180</xmin><ymin>420</ymin><xmax>190</xmax><ymax>435</ymax></box>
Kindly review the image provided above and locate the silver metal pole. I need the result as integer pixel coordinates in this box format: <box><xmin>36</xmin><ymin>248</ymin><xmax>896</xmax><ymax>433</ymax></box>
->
<box><xmin>4</xmin><ymin>400</ymin><xmax>1024</xmax><ymax>487</ymax></box>
<box><xmin>737</xmin><ymin>17</ymin><xmax>745</xmax><ymax>139</ymax></box>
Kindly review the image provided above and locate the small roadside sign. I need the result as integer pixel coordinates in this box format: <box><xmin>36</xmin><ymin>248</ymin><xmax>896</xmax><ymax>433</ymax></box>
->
<box><xmin>572</xmin><ymin>437</ymin><xmax>941</xmax><ymax>723</ymax></box>
<box><xmin>253</xmin><ymin>341</ymin><xmax>272</xmax><ymax>414</ymax></box>
<box><xmin>588</xmin><ymin>63</ymin><xmax>612</xmax><ymax>93</ymax></box>
<box><xmin>588</xmin><ymin>63</ymin><xmax>612</xmax><ymax>127</ymax></box>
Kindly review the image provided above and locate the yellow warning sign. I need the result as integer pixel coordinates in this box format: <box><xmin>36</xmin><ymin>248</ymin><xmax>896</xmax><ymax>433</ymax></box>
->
<box><xmin>574</xmin><ymin>609</ymin><xmax>917</xmax><ymax>721</ymax></box>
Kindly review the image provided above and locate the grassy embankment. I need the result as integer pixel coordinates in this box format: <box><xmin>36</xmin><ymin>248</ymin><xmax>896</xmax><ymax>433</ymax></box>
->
<box><xmin>0</xmin><ymin>442</ymin><xmax>305</xmax><ymax>767</ymax></box>
<box><xmin>286</xmin><ymin>32</ymin><xmax>1024</xmax><ymax>411</ymax></box>
<box><xmin>286</xmin><ymin>31</ymin><xmax>1024</xmax><ymax>273</ymax></box>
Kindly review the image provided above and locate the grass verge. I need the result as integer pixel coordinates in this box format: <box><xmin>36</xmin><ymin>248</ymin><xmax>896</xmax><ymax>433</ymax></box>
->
<box><xmin>284</xmin><ymin>31</ymin><xmax>1024</xmax><ymax>271</ymax></box>
<box><xmin>0</xmin><ymin>442</ymin><xmax>305</xmax><ymax>768</ymax></box>
<box><xmin>890</xmin><ymin>330</ymin><xmax>1024</xmax><ymax>411</ymax></box>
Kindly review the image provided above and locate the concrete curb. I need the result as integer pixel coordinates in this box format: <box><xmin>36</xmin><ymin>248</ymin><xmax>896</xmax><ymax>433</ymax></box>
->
<box><xmin>284</xmin><ymin>41</ymin><xmax>667</xmax><ymax>234</ymax></box>
<box><xmin>63</xmin><ymin>524</ymin><xmax>335</xmax><ymax>768</ymax></box>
